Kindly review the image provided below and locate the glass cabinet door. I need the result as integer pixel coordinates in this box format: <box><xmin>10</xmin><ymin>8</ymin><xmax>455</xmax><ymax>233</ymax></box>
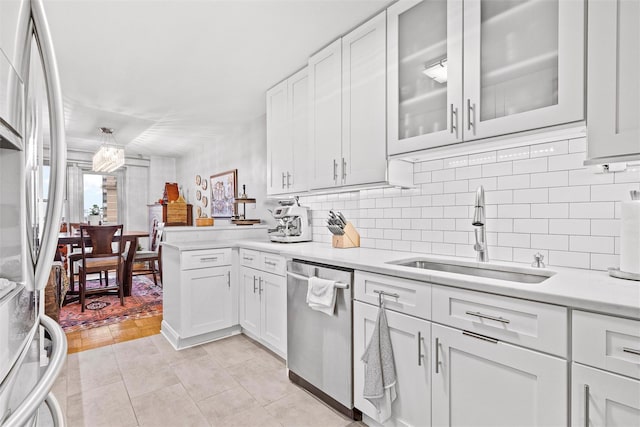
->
<box><xmin>463</xmin><ymin>0</ymin><xmax>584</xmax><ymax>141</ymax></box>
<box><xmin>387</xmin><ymin>0</ymin><xmax>463</xmax><ymax>156</ymax></box>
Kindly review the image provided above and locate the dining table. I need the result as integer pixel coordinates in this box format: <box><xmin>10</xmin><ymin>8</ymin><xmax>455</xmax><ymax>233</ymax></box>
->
<box><xmin>57</xmin><ymin>230</ymin><xmax>149</xmax><ymax>297</ymax></box>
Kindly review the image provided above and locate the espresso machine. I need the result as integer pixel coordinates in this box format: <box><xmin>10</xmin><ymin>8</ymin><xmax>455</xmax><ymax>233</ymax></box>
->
<box><xmin>269</xmin><ymin>199</ymin><xmax>312</xmax><ymax>243</ymax></box>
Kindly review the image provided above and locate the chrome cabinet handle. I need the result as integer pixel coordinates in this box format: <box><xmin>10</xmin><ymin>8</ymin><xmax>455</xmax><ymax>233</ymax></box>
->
<box><xmin>333</xmin><ymin>159</ymin><xmax>338</xmax><ymax>182</ymax></box>
<box><xmin>373</xmin><ymin>290</ymin><xmax>400</xmax><ymax>307</ymax></box>
<box><xmin>467</xmin><ymin>98</ymin><xmax>474</xmax><ymax>132</ymax></box>
<box><xmin>259</xmin><ymin>277</ymin><xmax>263</xmax><ymax>295</ymax></box>
<box><xmin>227</xmin><ymin>271</ymin><xmax>230</xmax><ymax>288</ymax></box>
<box><xmin>465</xmin><ymin>310</ymin><xmax>510</xmax><ymax>324</ymax></box>
<box><xmin>281</xmin><ymin>172</ymin><xmax>286</xmax><ymax>189</ymax></box>
<box><xmin>287</xmin><ymin>172</ymin><xmax>292</xmax><ymax>188</ymax></box>
<box><xmin>462</xmin><ymin>330</ymin><xmax>498</xmax><ymax>344</ymax></box>
<box><xmin>243</xmin><ymin>256</ymin><xmax>254</xmax><ymax>261</ymax></box>
<box><xmin>264</xmin><ymin>260</ymin><xmax>277</xmax><ymax>267</ymax></box>
<box><xmin>584</xmin><ymin>384</ymin><xmax>589</xmax><ymax>427</ymax></box>
<box><xmin>342</xmin><ymin>158</ymin><xmax>347</xmax><ymax>182</ymax></box>
<box><xmin>435</xmin><ymin>337</ymin><xmax>440</xmax><ymax>374</ymax></box>
<box><xmin>253</xmin><ymin>276</ymin><xmax>258</xmax><ymax>293</ymax></box>
<box><xmin>200</xmin><ymin>257</ymin><xmax>218</xmax><ymax>262</ymax></box>
<box><xmin>450</xmin><ymin>103</ymin><xmax>458</xmax><ymax>137</ymax></box>
<box><xmin>417</xmin><ymin>332</ymin><xmax>424</xmax><ymax>366</ymax></box>
<box><xmin>623</xmin><ymin>347</ymin><xmax>640</xmax><ymax>356</ymax></box>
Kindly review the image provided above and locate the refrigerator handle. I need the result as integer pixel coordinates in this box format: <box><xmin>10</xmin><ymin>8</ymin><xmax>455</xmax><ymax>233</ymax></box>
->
<box><xmin>31</xmin><ymin>0</ymin><xmax>67</xmax><ymax>291</ymax></box>
<box><xmin>3</xmin><ymin>315</ymin><xmax>67</xmax><ymax>427</ymax></box>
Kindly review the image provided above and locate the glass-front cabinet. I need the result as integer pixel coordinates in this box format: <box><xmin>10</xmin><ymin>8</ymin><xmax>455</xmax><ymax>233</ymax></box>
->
<box><xmin>388</xmin><ymin>0</ymin><xmax>463</xmax><ymax>155</ymax></box>
<box><xmin>388</xmin><ymin>0</ymin><xmax>584</xmax><ymax>156</ymax></box>
<box><xmin>464</xmin><ymin>0</ymin><xmax>583</xmax><ymax>140</ymax></box>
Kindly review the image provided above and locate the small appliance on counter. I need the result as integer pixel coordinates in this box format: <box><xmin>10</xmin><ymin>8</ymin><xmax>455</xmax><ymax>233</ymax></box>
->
<box><xmin>268</xmin><ymin>197</ymin><xmax>312</xmax><ymax>243</ymax></box>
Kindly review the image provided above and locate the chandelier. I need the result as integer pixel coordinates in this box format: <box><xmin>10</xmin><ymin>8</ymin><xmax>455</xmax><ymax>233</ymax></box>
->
<box><xmin>92</xmin><ymin>127</ymin><xmax>124</xmax><ymax>172</ymax></box>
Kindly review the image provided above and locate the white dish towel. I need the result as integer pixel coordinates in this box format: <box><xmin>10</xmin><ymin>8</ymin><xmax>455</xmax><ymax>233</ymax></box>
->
<box><xmin>306</xmin><ymin>276</ymin><xmax>338</xmax><ymax>316</ymax></box>
<box><xmin>362</xmin><ymin>306</ymin><xmax>397</xmax><ymax>423</ymax></box>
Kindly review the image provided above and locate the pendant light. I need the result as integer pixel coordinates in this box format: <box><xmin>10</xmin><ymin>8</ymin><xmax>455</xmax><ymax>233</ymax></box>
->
<box><xmin>92</xmin><ymin>127</ymin><xmax>124</xmax><ymax>172</ymax></box>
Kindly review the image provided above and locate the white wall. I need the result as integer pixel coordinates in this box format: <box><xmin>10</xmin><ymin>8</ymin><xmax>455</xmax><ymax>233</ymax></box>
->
<box><xmin>149</xmin><ymin>156</ymin><xmax>176</xmax><ymax>204</ymax></box>
<box><xmin>176</xmin><ymin>115</ymin><xmax>272</xmax><ymax>226</ymax></box>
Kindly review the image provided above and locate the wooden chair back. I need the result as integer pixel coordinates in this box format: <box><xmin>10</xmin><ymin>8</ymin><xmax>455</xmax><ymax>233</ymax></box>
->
<box><xmin>79</xmin><ymin>225</ymin><xmax>124</xmax><ymax>258</ymax></box>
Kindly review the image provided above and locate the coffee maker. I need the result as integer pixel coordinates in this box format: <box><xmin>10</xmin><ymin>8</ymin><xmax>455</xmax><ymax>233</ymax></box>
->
<box><xmin>269</xmin><ymin>199</ymin><xmax>312</xmax><ymax>243</ymax></box>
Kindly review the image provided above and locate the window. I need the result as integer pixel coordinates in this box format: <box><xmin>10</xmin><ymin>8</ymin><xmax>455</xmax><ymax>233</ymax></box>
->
<box><xmin>83</xmin><ymin>174</ymin><xmax>119</xmax><ymax>223</ymax></box>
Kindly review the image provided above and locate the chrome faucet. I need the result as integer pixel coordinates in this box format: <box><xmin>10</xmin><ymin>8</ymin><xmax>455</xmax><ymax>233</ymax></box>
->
<box><xmin>472</xmin><ymin>186</ymin><xmax>489</xmax><ymax>262</ymax></box>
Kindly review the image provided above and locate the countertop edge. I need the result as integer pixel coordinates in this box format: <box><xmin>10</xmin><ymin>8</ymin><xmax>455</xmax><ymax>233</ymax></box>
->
<box><xmin>162</xmin><ymin>239</ymin><xmax>640</xmax><ymax>320</ymax></box>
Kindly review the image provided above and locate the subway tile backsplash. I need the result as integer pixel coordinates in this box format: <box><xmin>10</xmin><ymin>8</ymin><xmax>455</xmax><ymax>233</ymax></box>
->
<box><xmin>299</xmin><ymin>136</ymin><xmax>640</xmax><ymax>271</ymax></box>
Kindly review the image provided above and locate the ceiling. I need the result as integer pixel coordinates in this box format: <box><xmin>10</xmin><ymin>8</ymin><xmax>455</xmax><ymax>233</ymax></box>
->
<box><xmin>43</xmin><ymin>0</ymin><xmax>392</xmax><ymax>158</ymax></box>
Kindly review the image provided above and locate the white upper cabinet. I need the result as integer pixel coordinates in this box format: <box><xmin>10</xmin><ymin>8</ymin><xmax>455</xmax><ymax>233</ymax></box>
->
<box><xmin>463</xmin><ymin>0</ymin><xmax>584</xmax><ymax>141</ymax></box>
<box><xmin>388</xmin><ymin>0</ymin><xmax>463</xmax><ymax>155</ymax></box>
<box><xmin>342</xmin><ymin>11</ymin><xmax>387</xmax><ymax>186</ymax></box>
<box><xmin>266</xmin><ymin>79</ymin><xmax>289</xmax><ymax>195</ymax></box>
<box><xmin>287</xmin><ymin>68</ymin><xmax>309</xmax><ymax>194</ymax></box>
<box><xmin>308</xmin><ymin>13</ymin><xmax>413</xmax><ymax>191</ymax></box>
<box><xmin>586</xmin><ymin>0</ymin><xmax>640</xmax><ymax>163</ymax></box>
<box><xmin>266</xmin><ymin>67</ymin><xmax>309</xmax><ymax>196</ymax></box>
<box><xmin>388</xmin><ymin>0</ymin><xmax>585</xmax><ymax>156</ymax></box>
<box><xmin>309</xmin><ymin>39</ymin><xmax>343</xmax><ymax>190</ymax></box>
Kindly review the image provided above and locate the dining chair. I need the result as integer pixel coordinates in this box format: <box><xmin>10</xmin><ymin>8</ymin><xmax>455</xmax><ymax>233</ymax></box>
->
<box><xmin>132</xmin><ymin>223</ymin><xmax>164</xmax><ymax>286</ymax></box>
<box><xmin>78</xmin><ymin>224</ymin><xmax>126</xmax><ymax>312</ymax></box>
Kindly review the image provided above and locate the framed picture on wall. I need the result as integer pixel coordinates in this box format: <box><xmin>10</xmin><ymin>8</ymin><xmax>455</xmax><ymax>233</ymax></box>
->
<box><xmin>210</xmin><ymin>169</ymin><xmax>237</xmax><ymax>218</ymax></box>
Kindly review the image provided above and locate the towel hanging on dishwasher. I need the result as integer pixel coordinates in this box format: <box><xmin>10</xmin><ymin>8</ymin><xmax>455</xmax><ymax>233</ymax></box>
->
<box><xmin>306</xmin><ymin>276</ymin><xmax>338</xmax><ymax>316</ymax></box>
<box><xmin>362</xmin><ymin>305</ymin><xmax>397</xmax><ymax>422</ymax></box>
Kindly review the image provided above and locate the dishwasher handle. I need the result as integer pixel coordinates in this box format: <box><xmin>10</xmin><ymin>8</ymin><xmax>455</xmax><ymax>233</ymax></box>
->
<box><xmin>286</xmin><ymin>270</ymin><xmax>349</xmax><ymax>289</ymax></box>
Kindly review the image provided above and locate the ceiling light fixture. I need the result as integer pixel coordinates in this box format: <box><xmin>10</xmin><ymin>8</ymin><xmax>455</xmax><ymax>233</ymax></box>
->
<box><xmin>423</xmin><ymin>58</ymin><xmax>448</xmax><ymax>84</ymax></box>
<box><xmin>92</xmin><ymin>127</ymin><xmax>124</xmax><ymax>173</ymax></box>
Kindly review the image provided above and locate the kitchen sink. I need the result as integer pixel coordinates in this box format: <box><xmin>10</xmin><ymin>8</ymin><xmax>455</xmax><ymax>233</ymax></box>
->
<box><xmin>387</xmin><ymin>258</ymin><xmax>553</xmax><ymax>284</ymax></box>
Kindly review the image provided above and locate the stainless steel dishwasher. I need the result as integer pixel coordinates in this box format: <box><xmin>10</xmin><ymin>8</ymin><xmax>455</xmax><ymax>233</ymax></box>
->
<box><xmin>286</xmin><ymin>260</ymin><xmax>360</xmax><ymax>420</ymax></box>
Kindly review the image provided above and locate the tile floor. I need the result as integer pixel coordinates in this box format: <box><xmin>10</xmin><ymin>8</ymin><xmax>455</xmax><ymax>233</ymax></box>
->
<box><xmin>53</xmin><ymin>332</ymin><xmax>364</xmax><ymax>427</ymax></box>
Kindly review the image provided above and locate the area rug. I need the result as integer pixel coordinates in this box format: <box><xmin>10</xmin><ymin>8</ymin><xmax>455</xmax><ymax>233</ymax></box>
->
<box><xmin>59</xmin><ymin>275</ymin><xmax>163</xmax><ymax>333</ymax></box>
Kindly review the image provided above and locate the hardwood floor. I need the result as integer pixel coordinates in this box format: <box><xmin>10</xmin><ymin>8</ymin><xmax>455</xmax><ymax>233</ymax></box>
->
<box><xmin>65</xmin><ymin>315</ymin><xmax>162</xmax><ymax>354</ymax></box>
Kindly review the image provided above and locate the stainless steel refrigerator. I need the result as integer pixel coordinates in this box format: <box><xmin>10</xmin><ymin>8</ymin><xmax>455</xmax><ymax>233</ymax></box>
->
<box><xmin>0</xmin><ymin>0</ymin><xmax>67</xmax><ymax>425</ymax></box>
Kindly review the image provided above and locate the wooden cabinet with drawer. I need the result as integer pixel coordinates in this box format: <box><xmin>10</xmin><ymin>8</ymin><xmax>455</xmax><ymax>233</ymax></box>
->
<box><xmin>432</xmin><ymin>285</ymin><xmax>568</xmax><ymax>357</ymax></box>
<box><xmin>573</xmin><ymin>310</ymin><xmax>640</xmax><ymax>380</ymax></box>
<box><xmin>571</xmin><ymin>311</ymin><xmax>640</xmax><ymax>427</ymax></box>
<box><xmin>354</xmin><ymin>271</ymin><xmax>431</xmax><ymax>320</ymax></box>
<box><xmin>181</xmin><ymin>247</ymin><xmax>232</xmax><ymax>270</ymax></box>
<box><xmin>353</xmin><ymin>271</ymin><xmax>431</xmax><ymax>426</ymax></box>
<box><xmin>161</xmin><ymin>245</ymin><xmax>236</xmax><ymax>349</ymax></box>
<box><xmin>431</xmin><ymin>285</ymin><xmax>568</xmax><ymax>426</ymax></box>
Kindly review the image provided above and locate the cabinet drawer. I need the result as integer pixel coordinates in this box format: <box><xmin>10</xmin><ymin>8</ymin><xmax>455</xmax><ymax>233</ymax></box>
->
<box><xmin>260</xmin><ymin>252</ymin><xmax>286</xmax><ymax>276</ymax></box>
<box><xmin>181</xmin><ymin>248</ymin><xmax>232</xmax><ymax>270</ymax></box>
<box><xmin>432</xmin><ymin>285</ymin><xmax>567</xmax><ymax>357</ymax></box>
<box><xmin>354</xmin><ymin>271</ymin><xmax>431</xmax><ymax>320</ymax></box>
<box><xmin>573</xmin><ymin>311</ymin><xmax>640</xmax><ymax>380</ymax></box>
<box><xmin>239</xmin><ymin>249</ymin><xmax>260</xmax><ymax>269</ymax></box>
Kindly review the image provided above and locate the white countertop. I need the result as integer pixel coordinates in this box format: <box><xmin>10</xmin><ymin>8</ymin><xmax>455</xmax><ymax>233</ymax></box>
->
<box><xmin>162</xmin><ymin>239</ymin><xmax>640</xmax><ymax>319</ymax></box>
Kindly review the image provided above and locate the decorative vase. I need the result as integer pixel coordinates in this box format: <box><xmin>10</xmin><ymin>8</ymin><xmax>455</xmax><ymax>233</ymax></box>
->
<box><xmin>88</xmin><ymin>215</ymin><xmax>100</xmax><ymax>225</ymax></box>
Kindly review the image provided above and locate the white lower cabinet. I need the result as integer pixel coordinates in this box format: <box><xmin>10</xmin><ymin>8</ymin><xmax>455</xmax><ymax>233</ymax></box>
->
<box><xmin>571</xmin><ymin>363</ymin><xmax>640</xmax><ymax>427</ymax></box>
<box><xmin>239</xmin><ymin>264</ymin><xmax>287</xmax><ymax>357</ymax></box>
<box><xmin>571</xmin><ymin>310</ymin><xmax>640</xmax><ymax>426</ymax></box>
<box><xmin>161</xmin><ymin>246</ymin><xmax>236</xmax><ymax>349</ymax></box>
<box><xmin>353</xmin><ymin>300</ymin><xmax>431</xmax><ymax>427</ymax></box>
<box><xmin>431</xmin><ymin>323</ymin><xmax>567</xmax><ymax>426</ymax></box>
<box><xmin>182</xmin><ymin>266</ymin><xmax>233</xmax><ymax>337</ymax></box>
